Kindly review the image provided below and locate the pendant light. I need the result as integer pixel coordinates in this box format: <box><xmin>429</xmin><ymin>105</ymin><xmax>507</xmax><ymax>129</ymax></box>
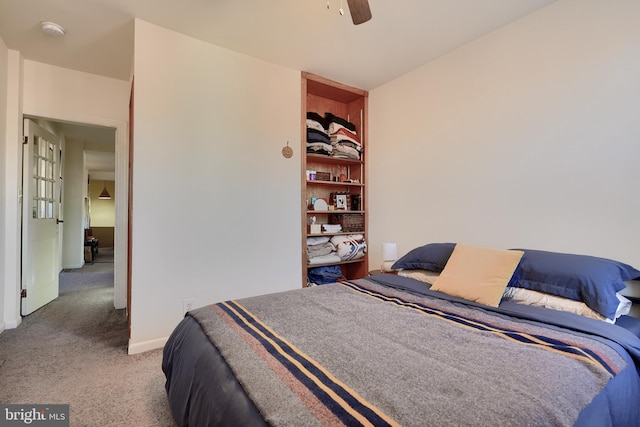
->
<box><xmin>99</xmin><ymin>181</ymin><xmax>111</xmax><ymax>199</ymax></box>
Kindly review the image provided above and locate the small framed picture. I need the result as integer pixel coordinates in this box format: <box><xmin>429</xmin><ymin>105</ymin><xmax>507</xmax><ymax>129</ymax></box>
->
<box><xmin>336</xmin><ymin>194</ymin><xmax>347</xmax><ymax>209</ymax></box>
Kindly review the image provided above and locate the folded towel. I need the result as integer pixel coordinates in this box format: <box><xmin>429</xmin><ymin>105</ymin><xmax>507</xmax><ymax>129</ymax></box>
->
<box><xmin>306</xmin><ymin>242</ymin><xmax>335</xmax><ymax>259</ymax></box>
<box><xmin>308</xmin><ymin>253</ymin><xmax>342</xmax><ymax>265</ymax></box>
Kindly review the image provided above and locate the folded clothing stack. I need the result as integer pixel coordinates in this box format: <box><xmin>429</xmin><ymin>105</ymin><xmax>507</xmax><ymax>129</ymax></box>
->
<box><xmin>306</xmin><ymin>112</ymin><xmax>332</xmax><ymax>156</ymax></box>
<box><xmin>306</xmin><ymin>234</ymin><xmax>366</xmax><ymax>265</ymax></box>
<box><xmin>307</xmin><ymin>236</ymin><xmax>340</xmax><ymax>265</ymax></box>
<box><xmin>326</xmin><ymin>113</ymin><xmax>362</xmax><ymax>160</ymax></box>
<box><xmin>305</xmin><ymin>112</ymin><xmax>361</xmax><ymax>160</ymax></box>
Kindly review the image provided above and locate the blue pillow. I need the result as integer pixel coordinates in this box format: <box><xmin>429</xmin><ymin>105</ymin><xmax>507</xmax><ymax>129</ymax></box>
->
<box><xmin>391</xmin><ymin>243</ymin><xmax>455</xmax><ymax>272</ymax></box>
<box><xmin>509</xmin><ymin>249</ymin><xmax>640</xmax><ymax>319</ymax></box>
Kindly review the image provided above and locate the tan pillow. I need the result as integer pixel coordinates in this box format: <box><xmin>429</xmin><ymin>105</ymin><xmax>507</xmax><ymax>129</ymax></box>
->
<box><xmin>431</xmin><ymin>244</ymin><xmax>524</xmax><ymax>307</ymax></box>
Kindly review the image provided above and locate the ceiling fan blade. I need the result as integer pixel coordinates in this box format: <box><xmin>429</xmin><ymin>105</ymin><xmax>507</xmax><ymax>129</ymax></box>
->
<box><xmin>346</xmin><ymin>0</ymin><xmax>372</xmax><ymax>25</ymax></box>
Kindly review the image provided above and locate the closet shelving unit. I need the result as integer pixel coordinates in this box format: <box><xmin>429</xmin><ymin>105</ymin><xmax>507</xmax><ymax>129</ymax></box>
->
<box><xmin>301</xmin><ymin>72</ymin><xmax>369</xmax><ymax>286</ymax></box>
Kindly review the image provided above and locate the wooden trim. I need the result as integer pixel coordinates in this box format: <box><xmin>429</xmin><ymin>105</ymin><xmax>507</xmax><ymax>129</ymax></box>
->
<box><xmin>127</xmin><ymin>77</ymin><xmax>134</xmax><ymax>338</ymax></box>
<box><xmin>302</xmin><ymin>72</ymin><xmax>368</xmax><ymax>99</ymax></box>
<box><xmin>301</xmin><ymin>74</ymin><xmax>309</xmax><ymax>287</ymax></box>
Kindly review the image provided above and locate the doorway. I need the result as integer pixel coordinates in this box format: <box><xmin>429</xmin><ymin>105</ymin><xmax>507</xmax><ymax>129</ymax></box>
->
<box><xmin>20</xmin><ymin>115</ymin><xmax>127</xmax><ymax>313</ymax></box>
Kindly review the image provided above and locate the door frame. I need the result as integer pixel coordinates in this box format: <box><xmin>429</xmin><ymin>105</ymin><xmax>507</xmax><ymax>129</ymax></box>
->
<box><xmin>24</xmin><ymin>112</ymin><xmax>129</xmax><ymax>311</ymax></box>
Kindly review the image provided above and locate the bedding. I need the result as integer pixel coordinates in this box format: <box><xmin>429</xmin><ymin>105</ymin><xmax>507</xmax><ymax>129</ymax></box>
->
<box><xmin>503</xmin><ymin>287</ymin><xmax>631</xmax><ymax>323</ymax></box>
<box><xmin>397</xmin><ymin>268</ymin><xmax>439</xmax><ymax>284</ymax></box>
<box><xmin>391</xmin><ymin>242</ymin><xmax>455</xmax><ymax>272</ymax></box>
<box><xmin>400</xmin><ymin>269</ymin><xmax>632</xmax><ymax>323</ymax></box>
<box><xmin>392</xmin><ymin>243</ymin><xmax>640</xmax><ymax>322</ymax></box>
<box><xmin>509</xmin><ymin>249</ymin><xmax>640</xmax><ymax>319</ymax></box>
<box><xmin>618</xmin><ymin>315</ymin><xmax>640</xmax><ymax>339</ymax></box>
<box><xmin>163</xmin><ymin>274</ymin><xmax>640</xmax><ymax>427</ymax></box>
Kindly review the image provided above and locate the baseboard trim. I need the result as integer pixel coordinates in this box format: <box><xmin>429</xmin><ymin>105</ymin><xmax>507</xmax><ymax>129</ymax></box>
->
<box><xmin>3</xmin><ymin>318</ymin><xmax>21</xmax><ymax>330</ymax></box>
<box><xmin>128</xmin><ymin>336</ymin><xmax>168</xmax><ymax>355</ymax></box>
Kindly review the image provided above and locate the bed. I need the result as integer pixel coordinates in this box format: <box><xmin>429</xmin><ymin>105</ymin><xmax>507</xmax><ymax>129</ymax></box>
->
<box><xmin>162</xmin><ymin>243</ymin><xmax>640</xmax><ymax>426</ymax></box>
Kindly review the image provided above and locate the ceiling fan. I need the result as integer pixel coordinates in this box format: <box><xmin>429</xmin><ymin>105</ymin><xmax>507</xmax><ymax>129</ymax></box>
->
<box><xmin>346</xmin><ymin>0</ymin><xmax>372</xmax><ymax>25</ymax></box>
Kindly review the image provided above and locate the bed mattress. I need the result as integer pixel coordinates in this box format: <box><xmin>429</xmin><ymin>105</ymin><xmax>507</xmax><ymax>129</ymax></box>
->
<box><xmin>163</xmin><ymin>274</ymin><xmax>640</xmax><ymax>426</ymax></box>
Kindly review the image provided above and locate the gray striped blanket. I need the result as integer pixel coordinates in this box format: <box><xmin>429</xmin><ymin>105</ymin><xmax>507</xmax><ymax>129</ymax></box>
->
<box><xmin>190</xmin><ymin>278</ymin><xmax>627</xmax><ymax>426</ymax></box>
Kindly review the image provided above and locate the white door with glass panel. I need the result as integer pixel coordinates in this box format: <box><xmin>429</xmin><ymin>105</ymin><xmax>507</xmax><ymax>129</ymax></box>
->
<box><xmin>21</xmin><ymin>120</ymin><xmax>61</xmax><ymax>315</ymax></box>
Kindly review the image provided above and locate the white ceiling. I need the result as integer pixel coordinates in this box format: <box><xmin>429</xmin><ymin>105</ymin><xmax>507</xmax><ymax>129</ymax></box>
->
<box><xmin>54</xmin><ymin>121</ymin><xmax>116</xmax><ymax>178</ymax></box>
<box><xmin>1</xmin><ymin>0</ymin><xmax>556</xmax><ymax>173</ymax></box>
<box><xmin>0</xmin><ymin>0</ymin><xmax>556</xmax><ymax>90</ymax></box>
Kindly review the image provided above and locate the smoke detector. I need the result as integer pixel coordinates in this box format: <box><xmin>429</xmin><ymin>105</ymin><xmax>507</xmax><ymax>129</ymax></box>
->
<box><xmin>40</xmin><ymin>21</ymin><xmax>66</xmax><ymax>37</ymax></box>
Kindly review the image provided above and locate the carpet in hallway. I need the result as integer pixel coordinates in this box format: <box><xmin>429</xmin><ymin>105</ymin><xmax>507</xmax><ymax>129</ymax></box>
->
<box><xmin>0</xmin><ymin>260</ymin><xmax>177</xmax><ymax>426</ymax></box>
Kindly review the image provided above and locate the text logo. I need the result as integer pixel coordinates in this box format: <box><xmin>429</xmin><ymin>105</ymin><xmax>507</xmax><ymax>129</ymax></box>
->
<box><xmin>0</xmin><ymin>405</ymin><xmax>69</xmax><ymax>426</ymax></box>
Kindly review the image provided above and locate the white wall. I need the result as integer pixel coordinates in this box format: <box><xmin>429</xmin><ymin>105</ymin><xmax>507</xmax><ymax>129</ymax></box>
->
<box><xmin>22</xmin><ymin>62</ymin><xmax>129</xmax><ymax>123</ymax></box>
<box><xmin>1</xmin><ymin>48</ymin><xmax>23</xmax><ymax>331</ymax></box>
<box><xmin>88</xmin><ymin>180</ymin><xmax>115</xmax><ymax>227</ymax></box>
<box><xmin>129</xmin><ymin>20</ymin><xmax>301</xmax><ymax>353</ymax></box>
<box><xmin>368</xmin><ymin>0</ymin><xmax>640</xmax><ymax>268</ymax></box>
<box><xmin>62</xmin><ymin>139</ymin><xmax>86</xmax><ymax>269</ymax></box>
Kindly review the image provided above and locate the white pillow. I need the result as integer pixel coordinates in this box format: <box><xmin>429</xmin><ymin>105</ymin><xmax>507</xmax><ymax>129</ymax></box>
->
<box><xmin>397</xmin><ymin>269</ymin><xmax>440</xmax><ymax>285</ymax></box>
<box><xmin>502</xmin><ymin>287</ymin><xmax>631</xmax><ymax>323</ymax></box>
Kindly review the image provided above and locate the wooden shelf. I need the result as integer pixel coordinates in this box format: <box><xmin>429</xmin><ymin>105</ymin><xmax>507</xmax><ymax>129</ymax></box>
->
<box><xmin>307</xmin><ymin>258</ymin><xmax>365</xmax><ymax>268</ymax></box>
<box><xmin>307</xmin><ymin>154</ymin><xmax>364</xmax><ymax>166</ymax></box>
<box><xmin>306</xmin><ymin>210</ymin><xmax>364</xmax><ymax>215</ymax></box>
<box><xmin>308</xmin><ymin>231</ymin><xmax>364</xmax><ymax>237</ymax></box>
<box><xmin>306</xmin><ymin>180</ymin><xmax>363</xmax><ymax>187</ymax></box>
<box><xmin>302</xmin><ymin>72</ymin><xmax>368</xmax><ymax>286</ymax></box>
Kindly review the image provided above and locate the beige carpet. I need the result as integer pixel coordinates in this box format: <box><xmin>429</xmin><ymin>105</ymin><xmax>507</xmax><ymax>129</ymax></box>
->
<box><xmin>0</xmin><ymin>252</ymin><xmax>178</xmax><ymax>426</ymax></box>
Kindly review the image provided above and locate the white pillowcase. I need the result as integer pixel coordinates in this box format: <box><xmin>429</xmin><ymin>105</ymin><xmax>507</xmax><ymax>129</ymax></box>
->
<box><xmin>397</xmin><ymin>269</ymin><xmax>440</xmax><ymax>285</ymax></box>
<box><xmin>502</xmin><ymin>287</ymin><xmax>631</xmax><ymax>323</ymax></box>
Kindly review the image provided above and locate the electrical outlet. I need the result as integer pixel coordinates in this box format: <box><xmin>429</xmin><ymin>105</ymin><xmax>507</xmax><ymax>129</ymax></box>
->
<box><xmin>183</xmin><ymin>298</ymin><xmax>195</xmax><ymax>315</ymax></box>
